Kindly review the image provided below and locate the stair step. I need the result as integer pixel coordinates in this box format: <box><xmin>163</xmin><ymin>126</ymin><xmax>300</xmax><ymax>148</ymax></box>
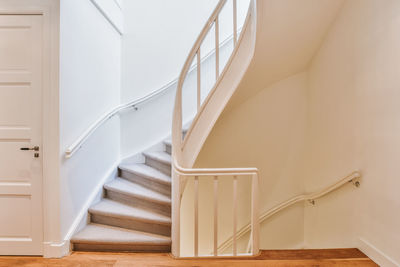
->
<box><xmin>143</xmin><ymin>151</ymin><xmax>172</xmax><ymax>175</ymax></box>
<box><xmin>119</xmin><ymin>163</ymin><xmax>171</xmax><ymax>196</ymax></box>
<box><xmin>89</xmin><ymin>199</ymin><xmax>171</xmax><ymax>236</ymax></box>
<box><xmin>71</xmin><ymin>224</ymin><xmax>171</xmax><ymax>252</ymax></box>
<box><xmin>104</xmin><ymin>178</ymin><xmax>171</xmax><ymax>216</ymax></box>
<box><xmin>163</xmin><ymin>138</ymin><xmax>172</xmax><ymax>155</ymax></box>
<box><xmin>90</xmin><ymin>199</ymin><xmax>171</xmax><ymax>224</ymax></box>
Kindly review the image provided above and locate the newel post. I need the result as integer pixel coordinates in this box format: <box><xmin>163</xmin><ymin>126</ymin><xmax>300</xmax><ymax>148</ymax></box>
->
<box><xmin>171</xmin><ymin>170</ymin><xmax>180</xmax><ymax>257</ymax></box>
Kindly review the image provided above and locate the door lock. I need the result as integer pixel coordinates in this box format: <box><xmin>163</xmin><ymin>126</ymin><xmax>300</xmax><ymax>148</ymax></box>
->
<box><xmin>20</xmin><ymin>146</ymin><xmax>39</xmax><ymax>151</ymax></box>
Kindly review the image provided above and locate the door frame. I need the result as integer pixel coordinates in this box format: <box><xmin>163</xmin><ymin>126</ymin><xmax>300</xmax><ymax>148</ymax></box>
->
<box><xmin>0</xmin><ymin>0</ymin><xmax>61</xmax><ymax>258</ymax></box>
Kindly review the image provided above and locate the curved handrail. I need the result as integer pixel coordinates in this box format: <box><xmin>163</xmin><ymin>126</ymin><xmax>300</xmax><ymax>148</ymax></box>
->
<box><xmin>172</xmin><ymin>0</ymin><xmax>230</xmax><ymax>164</ymax></box>
<box><xmin>216</xmin><ymin>171</ymin><xmax>362</xmax><ymax>253</ymax></box>
<box><xmin>172</xmin><ymin>0</ymin><xmax>254</xmax><ymax>163</ymax></box>
<box><xmin>171</xmin><ymin>0</ymin><xmax>256</xmax><ymax>257</ymax></box>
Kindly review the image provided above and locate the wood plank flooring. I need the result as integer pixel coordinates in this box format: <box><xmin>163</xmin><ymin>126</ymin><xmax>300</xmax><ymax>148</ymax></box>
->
<box><xmin>0</xmin><ymin>249</ymin><xmax>378</xmax><ymax>267</ymax></box>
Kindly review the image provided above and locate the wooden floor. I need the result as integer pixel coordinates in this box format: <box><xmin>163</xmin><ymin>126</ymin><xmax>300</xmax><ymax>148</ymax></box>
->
<box><xmin>0</xmin><ymin>249</ymin><xmax>378</xmax><ymax>267</ymax></box>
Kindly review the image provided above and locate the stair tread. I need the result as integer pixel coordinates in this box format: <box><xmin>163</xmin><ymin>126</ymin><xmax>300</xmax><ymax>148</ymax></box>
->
<box><xmin>119</xmin><ymin>163</ymin><xmax>171</xmax><ymax>185</ymax></box>
<box><xmin>143</xmin><ymin>151</ymin><xmax>171</xmax><ymax>165</ymax></box>
<box><xmin>105</xmin><ymin>177</ymin><xmax>171</xmax><ymax>204</ymax></box>
<box><xmin>71</xmin><ymin>224</ymin><xmax>171</xmax><ymax>245</ymax></box>
<box><xmin>163</xmin><ymin>138</ymin><xmax>172</xmax><ymax>146</ymax></box>
<box><xmin>89</xmin><ymin>199</ymin><xmax>171</xmax><ymax>224</ymax></box>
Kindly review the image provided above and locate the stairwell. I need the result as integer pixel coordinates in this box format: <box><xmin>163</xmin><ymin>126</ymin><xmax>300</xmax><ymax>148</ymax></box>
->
<box><xmin>71</xmin><ymin>138</ymin><xmax>174</xmax><ymax>252</ymax></box>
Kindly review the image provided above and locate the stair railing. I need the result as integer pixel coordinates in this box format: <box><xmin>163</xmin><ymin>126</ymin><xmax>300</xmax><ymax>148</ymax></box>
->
<box><xmin>171</xmin><ymin>0</ymin><xmax>258</xmax><ymax>258</ymax></box>
<box><xmin>217</xmin><ymin>171</ymin><xmax>361</xmax><ymax>254</ymax></box>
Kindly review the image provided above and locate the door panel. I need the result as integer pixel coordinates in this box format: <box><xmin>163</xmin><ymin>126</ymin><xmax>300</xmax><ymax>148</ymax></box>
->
<box><xmin>0</xmin><ymin>15</ymin><xmax>43</xmax><ymax>255</ymax></box>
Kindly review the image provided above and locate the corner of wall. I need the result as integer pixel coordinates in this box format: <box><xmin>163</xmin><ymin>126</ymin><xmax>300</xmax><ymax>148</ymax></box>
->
<box><xmin>358</xmin><ymin>238</ymin><xmax>399</xmax><ymax>267</ymax></box>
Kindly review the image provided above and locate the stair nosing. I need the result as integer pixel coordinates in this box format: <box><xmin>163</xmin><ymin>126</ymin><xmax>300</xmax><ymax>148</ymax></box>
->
<box><xmin>71</xmin><ymin>224</ymin><xmax>171</xmax><ymax>245</ymax></box>
<box><xmin>104</xmin><ymin>178</ymin><xmax>171</xmax><ymax>206</ymax></box>
<box><xmin>119</xmin><ymin>163</ymin><xmax>171</xmax><ymax>186</ymax></box>
<box><xmin>89</xmin><ymin>200</ymin><xmax>171</xmax><ymax>225</ymax></box>
<box><xmin>143</xmin><ymin>151</ymin><xmax>172</xmax><ymax>166</ymax></box>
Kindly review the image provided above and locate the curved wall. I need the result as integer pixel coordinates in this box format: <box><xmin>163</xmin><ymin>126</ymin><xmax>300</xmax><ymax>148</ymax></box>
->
<box><xmin>193</xmin><ymin>0</ymin><xmax>400</xmax><ymax>265</ymax></box>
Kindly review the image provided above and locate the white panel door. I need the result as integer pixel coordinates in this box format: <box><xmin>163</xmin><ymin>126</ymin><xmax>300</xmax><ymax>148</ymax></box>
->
<box><xmin>0</xmin><ymin>15</ymin><xmax>43</xmax><ymax>255</ymax></box>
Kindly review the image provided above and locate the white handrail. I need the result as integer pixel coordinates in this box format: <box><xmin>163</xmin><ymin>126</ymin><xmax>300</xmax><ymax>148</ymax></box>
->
<box><xmin>217</xmin><ymin>171</ymin><xmax>362</xmax><ymax>254</ymax></box>
<box><xmin>173</xmin><ymin>160</ymin><xmax>259</xmax><ymax>176</ymax></box>
<box><xmin>64</xmin><ymin>24</ymin><xmax>242</xmax><ymax>160</ymax></box>
<box><xmin>65</xmin><ymin>86</ymin><xmax>168</xmax><ymax>158</ymax></box>
<box><xmin>171</xmin><ymin>0</ymin><xmax>256</xmax><ymax>258</ymax></box>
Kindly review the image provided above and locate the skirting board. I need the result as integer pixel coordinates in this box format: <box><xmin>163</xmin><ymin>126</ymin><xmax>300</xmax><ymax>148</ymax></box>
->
<box><xmin>43</xmin><ymin>161</ymin><xmax>120</xmax><ymax>258</ymax></box>
<box><xmin>358</xmin><ymin>238</ymin><xmax>399</xmax><ymax>267</ymax></box>
<box><xmin>43</xmin><ymin>240</ymin><xmax>70</xmax><ymax>258</ymax></box>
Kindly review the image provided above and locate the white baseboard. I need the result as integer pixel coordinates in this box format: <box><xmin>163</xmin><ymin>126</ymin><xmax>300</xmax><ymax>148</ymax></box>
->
<box><xmin>358</xmin><ymin>238</ymin><xmax>399</xmax><ymax>267</ymax></box>
<box><xmin>43</xmin><ymin>161</ymin><xmax>120</xmax><ymax>258</ymax></box>
<box><xmin>43</xmin><ymin>240</ymin><xmax>70</xmax><ymax>258</ymax></box>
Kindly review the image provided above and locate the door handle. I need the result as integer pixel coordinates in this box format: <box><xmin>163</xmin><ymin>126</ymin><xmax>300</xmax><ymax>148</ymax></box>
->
<box><xmin>20</xmin><ymin>146</ymin><xmax>40</xmax><ymax>151</ymax></box>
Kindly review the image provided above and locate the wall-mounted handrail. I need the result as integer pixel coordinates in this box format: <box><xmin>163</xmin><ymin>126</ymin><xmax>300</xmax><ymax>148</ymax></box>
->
<box><xmin>65</xmin><ymin>24</ymin><xmax>242</xmax><ymax>160</ymax></box>
<box><xmin>65</xmin><ymin>86</ymin><xmax>168</xmax><ymax>158</ymax></box>
<box><xmin>216</xmin><ymin>171</ymin><xmax>362</xmax><ymax>254</ymax></box>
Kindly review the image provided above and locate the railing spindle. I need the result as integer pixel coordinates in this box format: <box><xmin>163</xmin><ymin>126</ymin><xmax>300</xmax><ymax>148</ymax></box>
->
<box><xmin>214</xmin><ymin>176</ymin><xmax>218</xmax><ymax>256</ymax></box>
<box><xmin>251</xmin><ymin>173</ymin><xmax>259</xmax><ymax>255</ymax></box>
<box><xmin>215</xmin><ymin>17</ymin><xmax>220</xmax><ymax>80</ymax></box>
<box><xmin>197</xmin><ymin>49</ymin><xmax>201</xmax><ymax>111</ymax></box>
<box><xmin>233</xmin><ymin>175</ymin><xmax>238</xmax><ymax>256</ymax></box>
<box><xmin>194</xmin><ymin>176</ymin><xmax>199</xmax><ymax>257</ymax></box>
<box><xmin>233</xmin><ymin>0</ymin><xmax>237</xmax><ymax>46</ymax></box>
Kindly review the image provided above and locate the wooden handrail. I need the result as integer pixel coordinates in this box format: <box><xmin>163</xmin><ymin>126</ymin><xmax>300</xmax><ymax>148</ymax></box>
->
<box><xmin>217</xmin><ymin>171</ymin><xmax>362</xmax><ymax>253</ymax></box>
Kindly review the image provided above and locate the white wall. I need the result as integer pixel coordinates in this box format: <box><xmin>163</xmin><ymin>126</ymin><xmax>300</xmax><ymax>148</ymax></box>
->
<box><xmin>90</xmin><ymin>0</ymin><xmax>124</xmax><ymax>33</ymax></box>
<box><xmin>59</xmin><ymin>0</ymin><xmax>122</xmax><ymax>239</ymax></box>
<box><xmin>122</xmin><ymin>0</ymin><xmax>222</xmax><ymax>101</ymax></box>
<box><xmin>304</xmin><ymin>0</ymin><xmax>400</xmax><ymax>264</ymax></box>
<box><xmin>185</xmin><ymin>72</ymin><xmax>308</xmax><ymax>255</ymax></box>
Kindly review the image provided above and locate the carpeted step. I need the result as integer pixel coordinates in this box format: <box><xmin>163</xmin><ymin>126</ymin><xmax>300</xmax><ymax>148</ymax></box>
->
<box><xmin>119</xmin><ymin>163</ymin><xmax>171</xmax><ymax>196</ymax></box>
<box><xmin>89</xmin><ymin>199</ymin><xmax>171</xmax><ymax>236</ymax></box>
<box><xmin>71</xmin><ymin>224</ymin><xmax>171</xmax><ymax>252</ymax></box>
<box><xmin>143</xmin><ymin>151</ymin><xmax>172</xmax><ymax>175</ymax></box>
<box><xmin>104</xmin><ymin>177</ymin><xmax>171</xmax><ymax>216</ymax></box>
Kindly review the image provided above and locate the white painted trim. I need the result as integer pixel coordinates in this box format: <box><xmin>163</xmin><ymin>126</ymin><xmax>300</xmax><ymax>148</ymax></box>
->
<box><xmin>43</xmin><ymin>240</ymin><xmax>70</xmax><ymax>258</ymax></box>
<box><xmin>89</xmin><ymin>0</ymin><xmax>123</xmax><ymax>35</ymax></box>
<box><xmin>358</xmin><ymin>238</ymin><xmax>399</xmax><ymax>267</ymax></box>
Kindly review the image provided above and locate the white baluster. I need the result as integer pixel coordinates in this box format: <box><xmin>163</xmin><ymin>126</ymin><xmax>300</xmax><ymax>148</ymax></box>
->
<box><xmin>233</xmin><ymin>175</ymin><xmax>237</xmax><ymax>256</ymax></box>
<box><xmin>197</xmin><ymin>49</ymin><xmax>201</xmax><ymax>111</ymax></box>
<box><xmin>233</xmin><ymin>0</ymin><xmax>237</xmax><ymax>46</ymax></box>
<box><xmin>194</xmin><ymin>176</ymin><xmax>199</xmax><ymax>257</ymax></box>
<box><xmin>214</xmin><ymin>176</ymin><xmax>218</xmax><ymax>256</ymax></box>
<box><xmin>251</xmin><ymin>173</ymin><xmax>259</xmax><ymax>255</ymax></box>
<box><xmin>215</xmin><ymin>17</ymin><xmax>220</xmax><ymax>80</ymax></box>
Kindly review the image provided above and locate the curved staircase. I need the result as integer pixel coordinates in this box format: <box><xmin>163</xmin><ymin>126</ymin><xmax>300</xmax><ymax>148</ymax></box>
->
<box><xmin>71</xmin><ymin>140</ymin><xmax>173</xmax><ymax>252</ymax></box>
